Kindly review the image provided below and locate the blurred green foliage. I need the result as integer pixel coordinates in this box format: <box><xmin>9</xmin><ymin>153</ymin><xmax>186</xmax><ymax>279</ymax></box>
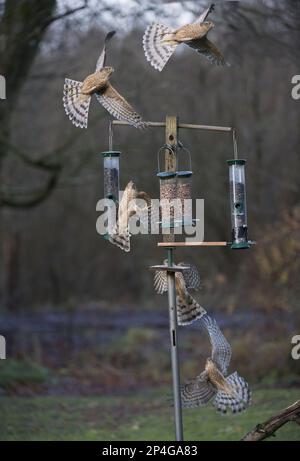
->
<box><xmin>0</xmin><ymin>359</ymin><xmax>49</xmax><ymax>390</ymax></box>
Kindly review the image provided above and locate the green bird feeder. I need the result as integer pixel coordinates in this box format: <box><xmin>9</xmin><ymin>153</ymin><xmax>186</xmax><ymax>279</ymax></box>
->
<box><xmin>102</xmin><ymin>151</ymin><xmax>121</xmax><ymax>203</ymax></box>
<box><xmin>101</xmin><ymin>151</ymin><xmax>121</xmax><ymax>239</ymax></box>
<box><xmin>227</xmin><ymin>159</ymin><xmax>250</xmax><ymax>249</ymax></box>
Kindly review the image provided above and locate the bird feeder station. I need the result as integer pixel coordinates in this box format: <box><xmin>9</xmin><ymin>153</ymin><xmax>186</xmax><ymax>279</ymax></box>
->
<box><xmin>157</xmin><ymin>144</ymin><xmax>177</xmax><ymax>228</ymax></box>
<box><xmin>105</xmin><ymin>117</ymin><xmax>254</xmax><ymax>442</ymax></box>
<box><xmin>102</xmin><ymin>151</ymin><xmax>121</xmax><ymax>203</ymax></box>
<box><xmin>227</xmin><ymin>159</ymin><xmax>250</xmax><ymax>249</ymax></box>
<box><xmin>176</xmin><ymin>143</ymin><xmax>193</xmax><ymax>226</ymax></box>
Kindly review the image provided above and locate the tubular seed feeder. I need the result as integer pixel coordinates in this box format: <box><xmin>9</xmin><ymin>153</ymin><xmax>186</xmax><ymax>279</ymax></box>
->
<box><xmin>157</xmin><ymin>144</ymin><xmax>177</xmax><ymax>228</ymax></box>
<box><xmin>227</xmin><ymin>159</ymin><xmax>250</xmax><ymax>249</ymax></box>
<box><xmin>102</xmin><ymin>151</ymin><xmax>121</xmax><ymax>202</ymax></box>
<box><xmin>176</xmin><ymin>143</ymin><xmax>193</xmax><ymax>226</ymax></box>
<box><xmin>101</xmin><ymin>150</ymin><xmax>121</xmax><ymax>239</ymax></box>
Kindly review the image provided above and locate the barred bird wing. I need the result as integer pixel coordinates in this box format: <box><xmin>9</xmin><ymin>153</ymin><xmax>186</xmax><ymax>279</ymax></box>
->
<box><xmin>181</xmin><ymin>372</ymin><xmax>216</xmax><ymax>408</ymax></box>
<box><xmin>108</xmin><ymin>182</ymin><xmax>150</xmax><ymax>252</ymax></box>
<box><xmin>143</xmin><ymin>22</ymin><xmax>178</xmax><ymax>71</ymax></box>
<box><xmin>186</xmin><ymin>37</ymin><xmax>227</xmax><ymax>66</ymax></box>
<box><xmin>63</xmin><ymin>78</ymin><xmax>91</xmax><ymax>129</ymax></box>
<box><xmin>175</xmin><ymin>272</ymin><xmax>206</xmax><ymax>326</ymax></box>
<box><xmin>201</xmin><ymin>315</ymin><xmax>231</xmax><ymax>375</ymax></box>
<box><xmin>154</xmin><ymin>270</ymin><xmax>168</xmax><ymax>294</ymax></box>
<box><xmin>195</xmin><ymin>3</ymin><xmax>215</xmax><ymax>23</ymax></box>
<box><xmin>95</xmin><ymin>30</ymin><xmax>116</xmax><ymax>71</ymax></box>
<box><xmin>121</xmin><ymin>181</ymin><xmax>138</xmax><ymax>221</ymax></box>
<box><xmin>178</xmin><ymin>262</ymin><xmax>201</xmax><ymax>291</ymax></box>
<box><xmin>108</xmin><ymin>181</ymin><xmax>137</xmax><ymax>252</ymax></box>
<box><xmin>213</xmin><ymin>372</ymin><xmax>251</xmax><ymax>414</ymax></box>
<box><xmin>95</xmin><ymin>84</ymin><xmax>147</xmax><ymax>129</ymax></box>
<box><xmin>154</xmin><ymin>261</ymin><xmax>200</xmax><ymax>293</ymax></box>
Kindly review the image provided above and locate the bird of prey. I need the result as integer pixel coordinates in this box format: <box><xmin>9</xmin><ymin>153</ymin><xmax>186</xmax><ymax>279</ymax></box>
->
<box><xmin>181</xmin><ymin>314</ymin><xmax>251</xmax><ymax>414</ymax></box>
<box><xmin>108</xmin><ymin>181</ymin><xmax>151</xmax><ymax>252</ymax></box>
<box><xmin>153</xmin><ymin>260</ymin><xmax>206</xmax><ymax>325</ymax></box>
<box><xmin>63</xmin><ymin>31</ymin><xmax>147</xmax><ymax>129</ymax></box>
<box><xmin>143</xmin><ymin>4</ymin><xmax>227</xmax><ymax>72</ymax></box>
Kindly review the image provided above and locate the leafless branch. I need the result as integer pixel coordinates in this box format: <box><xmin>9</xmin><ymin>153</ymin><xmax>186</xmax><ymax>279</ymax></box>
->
<box><xmin>45</xmin><ymin>1</ymin><xmax>88</xmax><ymax>26</ymax></box>
<box><xmin>242</xmin><ymin>400</ymin><xmax>300</xmax><ymax>441</ymax></box>
<box><xmin>1</xmin><ymin>171</ymin><xmax>61</xmax><ymax>208</ymax></box>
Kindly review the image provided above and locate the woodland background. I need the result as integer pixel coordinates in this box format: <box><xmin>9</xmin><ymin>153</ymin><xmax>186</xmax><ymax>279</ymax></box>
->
<box><xmin>0</xmin><ymin>0</ymin><xmax>299</xmax><ymax>441</ymax></box>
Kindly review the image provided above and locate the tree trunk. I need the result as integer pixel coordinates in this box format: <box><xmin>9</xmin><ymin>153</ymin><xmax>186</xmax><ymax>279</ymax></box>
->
<box><xmin>0</xmin><ymin>0</ymin><xmax>56</xmax><ymax>310</ymax></box>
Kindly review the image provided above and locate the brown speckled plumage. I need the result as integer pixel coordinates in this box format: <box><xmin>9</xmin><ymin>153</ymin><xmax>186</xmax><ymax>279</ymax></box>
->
<box><xmin>63</xmin><ymin>31</ymin><xmax>147</xmax><ymax>129</ymax></box>
<box><xmin>143</xmin><ymin>4</ymin><xmax>228</xmax><ymax>71</ymax></box>
<box><xmin>80</xmin><ymin>67</ymin><xmax>113</xmax><ymax>95</ymax></box>
<box><xmin>163</xmin><ymin>22</ymin><xmax>214</xmax><ymax>43</ymax></box>
<box><xmin>180</xmin><ymin>316</ymin><xmax>251</xmax><ymax>414</ymax></box>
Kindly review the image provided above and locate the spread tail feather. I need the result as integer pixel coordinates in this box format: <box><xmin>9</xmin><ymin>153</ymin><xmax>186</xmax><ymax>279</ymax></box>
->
<box><xmin>108</xmin><ymin>227</ymin><xmax>131</xmax><ymax>252</ymax></box>
<box><xmin>63</xmin><ymin>78</ymin><xmax>91</xmax><ymax>129</ymax></box>
<box><xmin>177</xmin><ymin>294</ymin><xmax>207</xmax><ymax>326</ymax></box>
<box><xmin>213</xmin><ymin>372</ymin><xmax>251</xmax><ymax>414</ymax></box>
<box><xmin>143</xmin><ymin>22</ymin><xmax>178</xmax><ymax>71</ymax></box>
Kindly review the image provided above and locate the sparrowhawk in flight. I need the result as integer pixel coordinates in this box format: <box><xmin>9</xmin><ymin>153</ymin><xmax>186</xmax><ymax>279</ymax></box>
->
<box><xmin>181</xmin><ymin>314</ymin><xmax>251</xmax><ymax>414</ymax></box>
<box><xmin>143</xmin><ymin>4</ymin><xmax>228</xmax><ymax>72</ymax></box>
<box><xmin>63</xmin><ymin>31</ymin><xmax>147</xmax><ymax>129</ymax></box>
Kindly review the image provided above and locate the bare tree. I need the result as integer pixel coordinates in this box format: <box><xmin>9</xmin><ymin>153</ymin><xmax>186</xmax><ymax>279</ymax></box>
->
<box><xmin>0</xmin><ymin>0</ymin><xmax>89</xmax><ymax>208</ymax></box>
<box><xmin>0</xmin><ymin>0</ymin><xmax>88</xmax><ymax>309</ymax></box>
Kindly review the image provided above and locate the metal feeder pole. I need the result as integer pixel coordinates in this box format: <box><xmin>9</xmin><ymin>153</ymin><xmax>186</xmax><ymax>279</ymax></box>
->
<box><xmin>166</xmin><ymin>247</ymin><xmax>183</xmax><ymax>441</ymax></box>
<box><xmin>164</xmin><ymin>116</ymin><xmax>183</xmax><ymax>441</ymax></box>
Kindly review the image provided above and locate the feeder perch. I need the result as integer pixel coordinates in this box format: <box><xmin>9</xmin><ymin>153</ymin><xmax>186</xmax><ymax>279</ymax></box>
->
<box><xmin>102</xmin><ymin>151</ymin><xmax>121</xmax><ymax>202</ymax></box>
<box><xmin>227</xmin><ymin>159</ymin><xmax>250</xmax><ymax>249</ymax></box>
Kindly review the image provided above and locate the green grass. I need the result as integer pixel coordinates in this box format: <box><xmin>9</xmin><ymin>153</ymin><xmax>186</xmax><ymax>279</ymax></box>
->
<box><xmin>0</xmin><ymin>388</ymin><xmax>299</xmax><ymax>441</ymax></box>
